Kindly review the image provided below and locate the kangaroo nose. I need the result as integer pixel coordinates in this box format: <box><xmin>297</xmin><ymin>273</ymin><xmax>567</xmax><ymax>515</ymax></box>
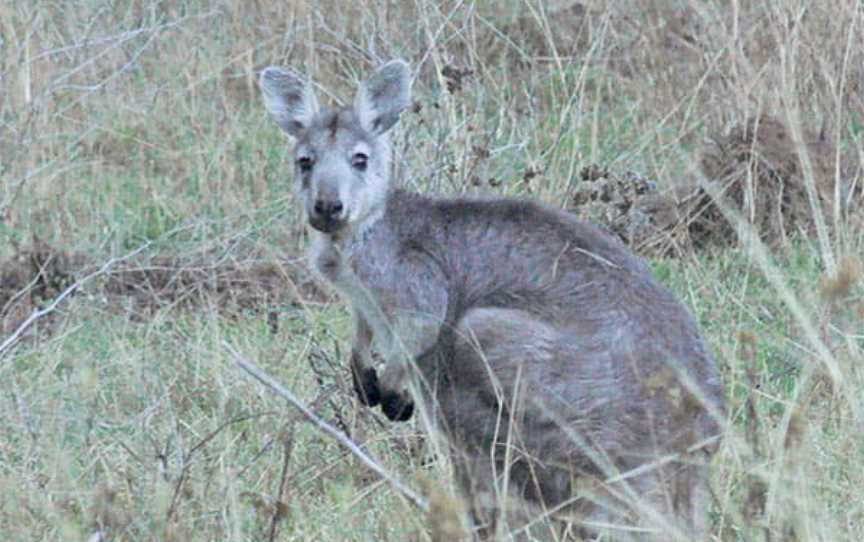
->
<box><xmin>313</xmin><ymin>199</ymin><xmax>344</xmax><ymax>219</ymax></box>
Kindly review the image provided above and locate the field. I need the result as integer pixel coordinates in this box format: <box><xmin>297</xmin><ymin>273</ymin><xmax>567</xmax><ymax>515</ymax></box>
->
<box><xmin>1</xmin><ymin>1</ymin><xmax>863</xmax><ymax>540</ymax></box>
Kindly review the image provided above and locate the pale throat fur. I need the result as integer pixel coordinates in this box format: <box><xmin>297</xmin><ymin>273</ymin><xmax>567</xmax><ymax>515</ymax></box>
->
<box><xmin>306</xmin><ymin>187</ymin><xmax>388</xmax><ymax>287</ymax></box>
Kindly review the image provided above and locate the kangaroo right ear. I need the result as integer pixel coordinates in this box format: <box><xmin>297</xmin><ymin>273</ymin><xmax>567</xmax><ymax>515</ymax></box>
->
<box><xmin>259</xmin><ymin>67</ymin><xmax>320</xmax><ymax>138</ymax></box>
<box><xmin>354</xmin><ymin>59</ymin><xmax>412</xmax><ymax>135</ymax></box>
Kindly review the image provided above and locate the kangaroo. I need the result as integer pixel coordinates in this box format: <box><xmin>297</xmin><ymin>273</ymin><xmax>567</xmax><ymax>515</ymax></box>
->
<box><xmin>259</xmin><ymin>60</ymin><xmax>725</xmax><ymax>541</ymax></box>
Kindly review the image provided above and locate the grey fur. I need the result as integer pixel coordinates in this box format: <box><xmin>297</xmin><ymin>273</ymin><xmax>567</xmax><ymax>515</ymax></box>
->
<box><xmin>259</xmin><ymin>60</ymin><xmax>725</xmax><ymax>541</ymax></box>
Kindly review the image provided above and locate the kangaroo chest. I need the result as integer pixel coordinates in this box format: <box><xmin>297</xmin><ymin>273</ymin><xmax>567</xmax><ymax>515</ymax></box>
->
<box><xmin>309</xmin><ymin>231</ymin><xmax>447</xmax><ymax>362</ymax></box>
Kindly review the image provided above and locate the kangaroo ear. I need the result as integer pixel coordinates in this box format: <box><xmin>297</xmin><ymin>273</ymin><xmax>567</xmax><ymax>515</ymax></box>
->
<box><xmin>259</xmin><ymin>67</ymin><xmax>320</xmax><ymax>138</ymax></box>
<box><xmin>354</xmin><ymin>59</ymin><xmax>412</xmax><ymax>135</ymax></box>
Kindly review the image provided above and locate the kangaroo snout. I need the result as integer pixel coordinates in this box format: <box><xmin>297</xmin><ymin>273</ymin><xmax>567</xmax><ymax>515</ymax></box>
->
<box><xmin>309</xmin><ymin>197</ymin><xmax>345</xmax><ymax>233</ymax></box>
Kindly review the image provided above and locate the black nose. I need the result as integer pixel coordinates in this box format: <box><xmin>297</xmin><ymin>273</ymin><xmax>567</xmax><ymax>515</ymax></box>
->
<box><xmin>313</xmin><ymin>199</ymin><xmax>343</xmax><ymax>220</ymax></box>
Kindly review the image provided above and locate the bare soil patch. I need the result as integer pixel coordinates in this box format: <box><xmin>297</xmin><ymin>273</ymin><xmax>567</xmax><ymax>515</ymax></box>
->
<box><xmin>1</xmin><ymin>243</ymin><xmax>326</xmax><ymax>336</ymax></box>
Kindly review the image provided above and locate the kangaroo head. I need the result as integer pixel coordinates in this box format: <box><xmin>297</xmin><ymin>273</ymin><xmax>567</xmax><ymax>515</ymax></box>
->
<box><xmin>259</xmin><ymin>60</ymin><xmax>412</xmax><ymax>235</ymax></box>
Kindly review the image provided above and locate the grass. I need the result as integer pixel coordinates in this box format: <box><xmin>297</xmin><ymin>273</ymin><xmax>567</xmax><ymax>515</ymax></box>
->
<box><xmin>1</xmin><ymin>0</ymin><xmax>863</xmax><ymax>540</ymax></box>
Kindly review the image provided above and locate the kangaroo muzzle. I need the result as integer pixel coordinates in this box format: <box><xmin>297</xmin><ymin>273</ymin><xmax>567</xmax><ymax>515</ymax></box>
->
<box><xmin>309</xmin><ymin>197</ymin><xmax>346</xmax><ymax>233</ymax></box>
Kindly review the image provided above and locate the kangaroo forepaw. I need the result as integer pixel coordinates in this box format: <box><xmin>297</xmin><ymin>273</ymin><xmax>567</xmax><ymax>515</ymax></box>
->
<box><xmin>381</xmin><ymin>390</ymin><xmax>414</xmax><ymax>421</ymax></box>
<box><xmin>352</xmin><ymin>366</ymin><xmax>382</xmax><ymax>407</ymax></box>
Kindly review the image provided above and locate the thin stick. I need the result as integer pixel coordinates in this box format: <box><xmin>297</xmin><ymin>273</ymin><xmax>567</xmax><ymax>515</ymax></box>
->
<box><xmin>0</xmin><ymin>241</ymin><xmax>152</xmax><ymax>360</ymax></box>
<box><xmin>224</xmin><ymin>341</ymin><xmax>429</xmax><ymax>512</ymax></box>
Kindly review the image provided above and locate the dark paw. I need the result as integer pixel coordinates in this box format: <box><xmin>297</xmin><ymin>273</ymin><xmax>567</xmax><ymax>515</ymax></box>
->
<box><xmin>352</xmin><ymin>366</ymin><xmax>381</xmax><ymax>407</ymax></box>
<box><xmin>381</xmin><ymin>390</ymin><xmax>414</xmax><ymax>421</ymax></box>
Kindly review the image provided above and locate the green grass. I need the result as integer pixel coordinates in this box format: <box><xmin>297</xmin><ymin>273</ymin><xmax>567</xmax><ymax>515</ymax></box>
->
<box><xmin>0</xmin><ymin>300</ymin><xmax>426</xmax><ymax>540</ymax></box>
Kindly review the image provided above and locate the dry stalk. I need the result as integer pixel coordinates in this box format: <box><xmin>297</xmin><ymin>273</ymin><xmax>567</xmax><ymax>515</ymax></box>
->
<box><xmin>267</xmin><ymin>420</ymin><xmax>297</xmax><ymax>542</ymax></box>
<box><xmin>224</xmin><ymin>341</ymin><xmax>429</xmax><ymax>512</ymax></box>
<box><xmin>164</xmin><ymin>413</ymin><xmax>268</xmax><ymax>524</ymax></box>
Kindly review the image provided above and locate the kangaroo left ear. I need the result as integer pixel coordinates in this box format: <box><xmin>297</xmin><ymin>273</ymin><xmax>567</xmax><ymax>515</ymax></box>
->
<box><xmin>354</xmin><ymin>59</ymin><xmax>412</xmax><ymax>135</ymax></box>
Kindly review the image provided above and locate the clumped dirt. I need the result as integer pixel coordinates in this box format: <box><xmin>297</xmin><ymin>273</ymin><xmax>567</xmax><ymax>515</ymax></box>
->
<box><xmin>570</xmin><ymin>165</ymin><xmax>688</xmax><ymax>257</ymax></box>
<box><xmin>571</xmin><ymin>115</ymin><xmax>861</xmax><ymax>257</ymax></box>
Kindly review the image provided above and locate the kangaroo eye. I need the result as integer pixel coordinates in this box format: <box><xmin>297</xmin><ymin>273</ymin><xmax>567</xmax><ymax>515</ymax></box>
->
<box><xmin>297</xmin><ymin>156</ymin><xmax>314</xmax><ymax>173</ymax></box>
<box><xmin>351</xmin><ymin>152</ymin><xmax>368</xmax><ymax>171</ymax></box>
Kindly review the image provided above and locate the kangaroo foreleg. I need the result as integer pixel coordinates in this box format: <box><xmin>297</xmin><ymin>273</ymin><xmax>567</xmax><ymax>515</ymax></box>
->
<box><xmin>350</xmin><ymin>314</ymin><xmax>382</xmax><ymax>407</ymax></box>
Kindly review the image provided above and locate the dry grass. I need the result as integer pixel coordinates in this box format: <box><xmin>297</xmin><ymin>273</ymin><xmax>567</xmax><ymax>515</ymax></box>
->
<box><xmin>1</xmin><ymin>0</ymin><xmax>863</xmax><ymax>540</ymax></box>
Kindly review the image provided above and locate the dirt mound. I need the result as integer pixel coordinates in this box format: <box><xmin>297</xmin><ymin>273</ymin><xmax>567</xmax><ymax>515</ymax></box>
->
<box><xmin>489</xmin><ymin>3</ymin><xmax>592</xmax><ymax>63</ymax></box>
<box><xmin>571</xmin><ymin>115</ymin><xmax>860</xmax><ymax>257</ymax></box>
<box><xmin>696</xmin><ymin>114</ymin><xmax>847</xmax><ymax>247</ymax></box>
<box><xmin>103</xmin><ymin>256</ymin><xmax>323</xmax><ymax>312</ymax></box>
<box><xmin>0</xmin><ymin>240</ymin><xmax>82</xmax><ymax>334</ymax></box>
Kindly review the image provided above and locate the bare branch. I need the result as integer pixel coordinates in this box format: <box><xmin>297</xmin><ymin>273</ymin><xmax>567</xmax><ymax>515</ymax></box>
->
<box><xmin>268</xmin><ymin>420</ymin><xmax>297</xmax><ymax>542</ymax></box>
